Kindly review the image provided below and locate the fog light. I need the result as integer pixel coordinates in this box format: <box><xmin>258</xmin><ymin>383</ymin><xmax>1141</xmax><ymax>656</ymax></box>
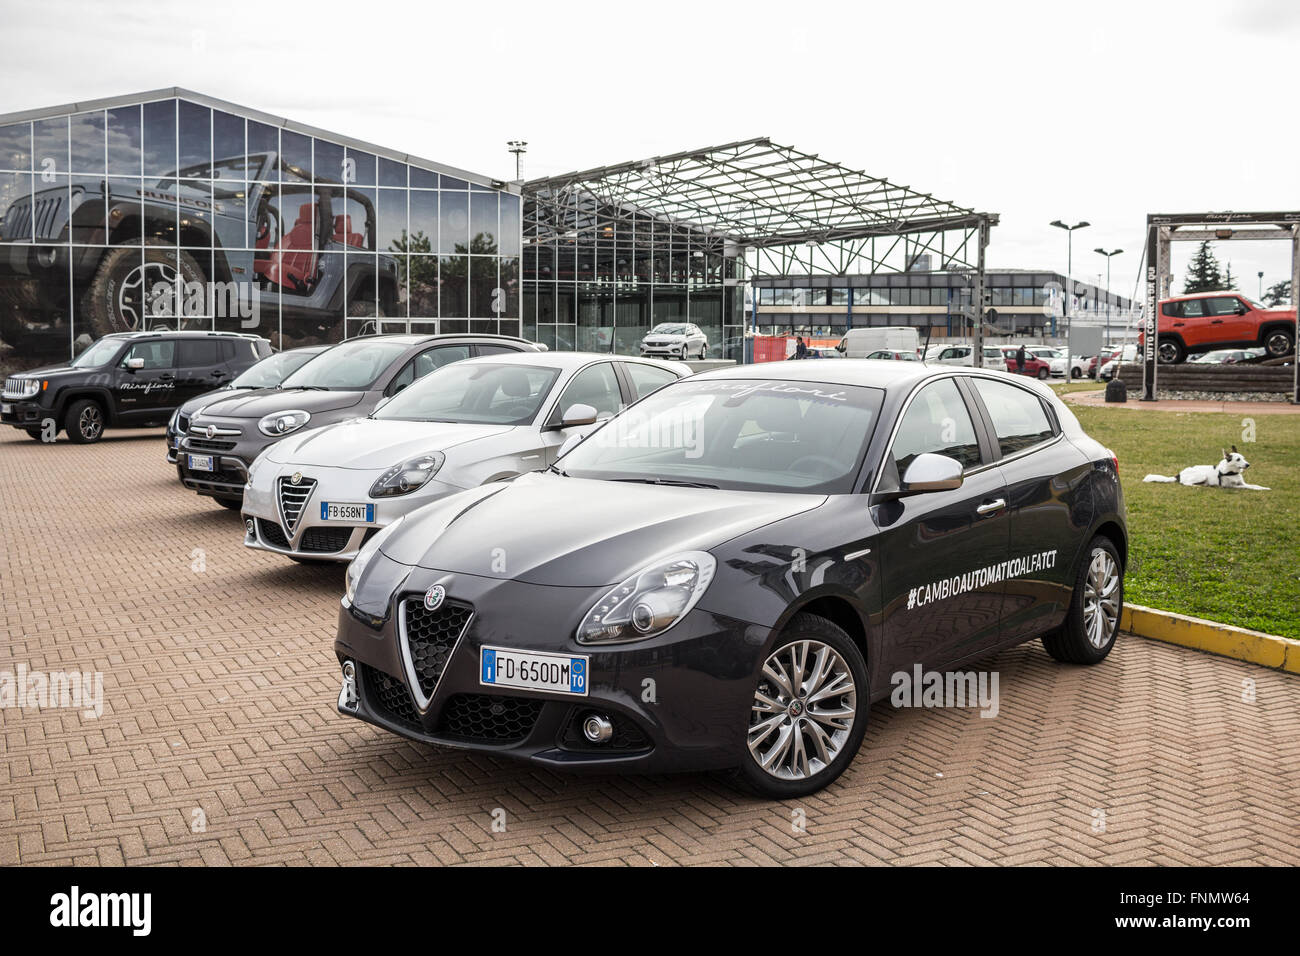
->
<box><xmin>582</xmin><ymin>713</ymin><xmax>613</xmax><ymax>744</ymax></box>
<box><xmin>245</xmin><ymin>518</ymin><xmax>255</xmax><ymax>536</ymax></box>
<box><xmin>339</xmin><ymin>660</ymin><xmax>358</xmax><ymax>712</ymax></box>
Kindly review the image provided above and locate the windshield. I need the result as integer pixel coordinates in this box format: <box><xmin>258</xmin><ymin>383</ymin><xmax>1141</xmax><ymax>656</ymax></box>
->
<box><xmin>560</xmin><ymin>378</ymin><xmax>884</xmax><ymax>493</ymax></box>
<box><xmin>70</xmin><ymin>338</ymin><xmax>124</xmax><ymax>368</ymax></box>
<box><xmin>281</xmin><ymin>339</ymin><xmax>409</xmax><ymax>390</ymax></box>
<box><xmin>230</xmin><ymin>350</ymin><xmax>321</xmax><ymax>389</ymax></box>
<box><xmin>374</xmin><ymin>362</ymin><xmax>561</xmax><ymax>426</ymax></box>
<box><xmin>650</xmin><ymin>324</ymin><xmax>688</xmax><ymax>335</ymax></box>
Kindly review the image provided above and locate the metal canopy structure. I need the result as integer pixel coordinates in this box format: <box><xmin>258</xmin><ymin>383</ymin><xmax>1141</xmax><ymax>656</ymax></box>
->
<box><xmin>1141</xmin><ymin>211</ymin><xmax>1300</xmax><ymax>403</ymax></box>
<box><xmin>525</xmin><ymin>137</ymin><xmax>998</xmax><ymax>276</ymax></box>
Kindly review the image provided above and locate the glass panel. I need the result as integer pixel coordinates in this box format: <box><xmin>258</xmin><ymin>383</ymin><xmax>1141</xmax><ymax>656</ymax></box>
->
<box><xmin>376</xmin><ymin>188</ymin><xmax>407</xmax><ymax>255</ymax></box>
<box><xmin>345</xmin><ymin>148</ymin><xmax>375</xmax><ymax>186</ymax></box>
<box><xmin>499</xmin><ymin>193</ymin><xmax>520</xmax><ymax>256</ymax></box>
<box><xmin>470</xmin><ymin>191</ymin><xmax>498</xmax><ymax>251</ymax></box>
<box><xmin>141</xmin><ymin>99</ymin><xmax>176</xmax><ymax>177</ymax></box>
<box><xmin>408</xmin><ymin>189</ymin><xmax>437</xmax><ymax>251</ymax></box>
<box><xmin>212</xmin><ymin>110</ymin><xmax>243</xmax><ymax>170</ymax></box>
<box><xmin>340</xmin><ymin>187</ymin><xmax>375</xmax><ymax>251</ymax></box>
<box><xmin>379</xmin><ymin>157</ymin><xmax>406</xmax><ymax>188</ymax></box>
<box><xmin>0</xmin><ymin>122</ymin><xmax>31</xmax><ymax>171</ymax></box>
<box><xmin>314</xmin><ymin>138</ymin><xmax>344</xmax><ymax>186</ymax></box>
<box><xmin>499</xmin><ymin>257</ymin><xmax>519</xmax><ymax>319</ymax></box>
<box><xmin>409</xmin><ymin>165</ymin><xmax>437</xmax><ymax>189</ymax></box>
<box><xmin>441</xmin><ymin>175</ymin><xmax>468</xmax><ymax>190</ymax></box>
<box><xmin>106</xmin><ymin>177</ymin><xmax>143</xmax><ymax>245</ymax></box>
<box><xmin>440</xmin><ymin>255</ymin><xmax>468</xmax><ymax>317</ymax></box>
<box><xmin>33</xmin><ymin>117</ymin><xmax>68</xmax><ymax>175</ymax></box>
<box><xmin>179</xmin><ymin>180</ymin><xmax>213</xmax><ymax>246</ymax></box>
<box><xmin>106</xmin><ymin>107</ymin><xmax>142</xmax><ymax>176</ymax></box>
<box><xmin>440</xmin><ymin>190</ymin><xmax>468</xmax><ymax>254</ymax></box>
<box><xmin>470</xmin><ymin>256</ymin><xmax>497</xmax><ymax>316</ymax></box>
<box><xmin>246</xmin><ymin>121</ymin><xmax>277</xmax><ymax>181</ymax></box>
<box><xmin>70</xmin><ymin>175</ymin><xmax>107</xmax><ymax>244</ymax></box>
<box><xmin>69</xmin><ymin>112</ymin><xmax>105</xmax><ymax>175</ymax></box>
<box><xmin>0</xmin><ymin>172</ymin><xmax>32</xmax><ymax>242</ymax></box>
<box><xmin>177</xmin><ymin>101</ymin><xmax>211</xmax><ymax>174</ymax></box>
<box><xmin>281</xmin><ymin>131</ymin><xmax>312</xmax><ymax>183</ymax></box>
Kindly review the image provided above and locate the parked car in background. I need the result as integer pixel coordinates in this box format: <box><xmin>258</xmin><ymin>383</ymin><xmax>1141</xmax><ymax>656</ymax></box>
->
<box><xmin>806</xmin><ymin>347</ymin><xmax>843</xmax><ymax>359</ymax></box>
<box><xmin>1047</xmin><ymin>350</ymin><xmax>1091</xmax><ymax>379</ymax></box>
<box><xmin>1186</xmin><ymin>347</ymin><xmax>1266</xmax><ymax>365</ymax></box>
<box><xmin>1143</xmin><ymin>290</ymin><xmax>1295</xmax><ymax>364</ymax></box>
<box><xmin>166</xmin><ymin>346</ymin><xmax>327</xmax><ymax>464</ymax></box>
<box><xmin>243</xmin><ymin>353</ymin><xmax>690</xmax><ymax>563</ymax></box>
<box><xmin>1098</xmin><ymin>345</ymin><xmax>1139</xmax><ymax>382</ymax></box>
<box><xmin>863</xmin><ymin>349</ymin><xmax>920</xmax><ymax>361</ymax></box>
<box><xmin>932</xmin><ymin>344</ymin><xmax>1004</xmax><ymax>367</ymax></box>
<box><xmin>334</xmin><ymin>361</ymin><xmax>1126</xmax><ymax>796</ymax></box>
<box><xmin>999</xmin><ymin>346</ymin><xmax>1051</xmax><ymax>379</ymax></box>
<box><xmin>639</xmin><ymin>323</ymin><xmax>708</xmax><ymax>361</ymax></box>
<box><xmin>2</xmin><ymin>330</ymin><xmax>270</xmax><ymax>443</ymax></box>
<box><xmin>176</xmin><ymin>333</ymin><xmax>544</xmax><ymax>509</ymax></box>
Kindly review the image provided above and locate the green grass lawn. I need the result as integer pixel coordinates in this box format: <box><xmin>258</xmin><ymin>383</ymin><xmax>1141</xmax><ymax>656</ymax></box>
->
<box><xmin>1066</xmin><ymin>401</ymin><xmax>1300</xmax><ymax>639</ymax></box>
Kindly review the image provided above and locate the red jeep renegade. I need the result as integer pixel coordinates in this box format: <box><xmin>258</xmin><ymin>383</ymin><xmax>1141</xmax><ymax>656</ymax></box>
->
<box><xmin>1142</xmin><ymin>290</ymin><xmax>1295</xmax><ymax>364</ymax></box>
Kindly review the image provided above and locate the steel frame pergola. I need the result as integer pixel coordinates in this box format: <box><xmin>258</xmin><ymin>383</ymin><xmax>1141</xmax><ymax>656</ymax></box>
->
<box><xmin>524</xmin><ymin>137</ymin><xmax>998</xmax><ymax>358</ymax></box>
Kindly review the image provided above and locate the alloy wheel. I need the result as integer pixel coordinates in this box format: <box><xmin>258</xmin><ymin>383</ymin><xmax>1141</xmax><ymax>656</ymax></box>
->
<box><xmin>747</xmin><ymin>639</ymin><xmax>857</xmax><ymax>781</ymax></box>
<box><xmin>1265</xmin><ymin>330</ymin><xmax>1291</xmax><ymax>357</ymax></box>
<box><xmin>1157</xmin><ymin>341</ymin><xmax>1179</xmax><ymax>364</ymax></box>
<box><xmin>118</xmin><ymin>261</ymin><xmax>181</xmax><ymax>330</ymax></box>
<box><xmin>79</xmin><ymin>405</ymin><xmax>103</xmax><ymax>441</ymax></box>
<box><xmin>1082</xmin><ymin>548</ymin><xmax>1120</xmax><ymax>649</ymax></box>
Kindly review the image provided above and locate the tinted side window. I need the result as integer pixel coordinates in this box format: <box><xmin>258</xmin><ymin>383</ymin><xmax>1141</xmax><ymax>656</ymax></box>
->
<box><xmin>972</xmin><ymin>379</ymin><xmax>1055</xmax><ymax>457</ymax></box>
<box><xmin>1181</xmin><ymin>298</ymin><xmax>1205</xmax><ymax>317</ymax></box>
<box><xmin>123</xmin><ymin>341</ymin><xmax>175</xmax><ymax>369</ymax></box>
<box><xmin>1205</xmin><ymin>296</ymin><xmax>1243</xmax><ymax>316</ymax></box>
<box><xmin>422</xmin><ymin>345</ymin><xmax>470</xmax><ymax>372</ymax></box>
<box><xmin>177</xmin><ymin>339</ymin><xmax>222</xmax><ymax>367</ymax></box>
<box><xmin>475</xmin><ymin>344</ymin><xmax>518</xmax><ymax>357</ymax></box>
<box><xmin>558</xmin><ymin>363</ymin><xmax>622</xmax><ymax>419</ymax></box>
<box><xmin>625</xmin><ymin>362</ymin><xmax>678</xmax><ymax>400</ymax></box>
<box><xmin>890</xmin><ymin>378</ymin><xmax>982</xmax><ymax>474</ymax></box>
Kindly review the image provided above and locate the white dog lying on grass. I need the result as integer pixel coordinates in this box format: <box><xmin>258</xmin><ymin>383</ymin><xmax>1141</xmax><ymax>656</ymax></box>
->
<box><xmin>1144</xmin><ymin>446</ymin><xmax>1270</xmax><ymax>490</ymax></box>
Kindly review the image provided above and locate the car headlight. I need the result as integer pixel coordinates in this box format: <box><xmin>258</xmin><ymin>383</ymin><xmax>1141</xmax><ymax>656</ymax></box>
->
<box><xmin>369</xmin><ymin>452</ymin><xmax>444</xmax><ymax>498</ymax></box>
<box><xmin>344</xmin><ymin>516</ymin><xmax>405</xmax><ymax>605</ymax></box>
<box><xmin>258</xmin><ymin>409</ymin><xmax>311</xmax><ymax>437</ymax></box>
<box><xmin>576</xmin><ymin>551</ymin><xmax>716</xmax><ymax>645</ymax></box>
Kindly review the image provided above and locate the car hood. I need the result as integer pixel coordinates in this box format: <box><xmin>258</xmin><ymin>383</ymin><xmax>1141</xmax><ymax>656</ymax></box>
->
<box><xmin>9</xmin><ymin>363</ymin><xmax>83</xmax><ymax>379</ymax></box>
<box><xmin>644</xmin><ymin>334</ymin><xmax>688</xmax><ymax>342</ymax></box>
<box><xmin>177</xmin><ymin>385</ymin><xmax>245</xmax><ymax>417</ymax></box>
<box><xmin>265</xmin><ymin>417</ymin><xmax>514</xmax><ymax>468</ymax></box>
<box><xmin>380</xmin><ymin>470</ymin><xmax>825</xmax><ymax>586</ymax></box>
<box><xmin>193</xmin><ymin>387</ymin><xmax>367</xmax><ymax>420</ymax></box>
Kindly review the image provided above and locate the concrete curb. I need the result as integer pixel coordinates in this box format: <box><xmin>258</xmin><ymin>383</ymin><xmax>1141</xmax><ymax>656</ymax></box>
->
<box><xmin>1121</xmin><ymin>604</ymin><xmax>1300</xmax><ymax>674</ymax></box>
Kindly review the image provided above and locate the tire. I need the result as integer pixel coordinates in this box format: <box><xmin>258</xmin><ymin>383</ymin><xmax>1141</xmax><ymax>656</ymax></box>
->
<box><xmin>65</xmin><ymin>398</ymin><xmax>105</xmax><ymax>444</ymax></box>
<box><xmin>216</xmin><ymin>497</ymin><xmax>242</xmax><ymax>511</ymax></box>
<box><xmin>699</xmin><ymin>344</ymin><xmax>708</xmax><ymax>361</ymax></box>
<box><xmin>1042</xmin><ymin>536</ymin><xmax>1123</xmax><ymax>665</ymax></box>
<box><xmin>1071</xmin><ymin>367</ymin><xmax>1081</xmax><ymax>379</ymax></box>
<box><xmin>734</xmin><ymin>613</ymin><xmax>869</xmax><ymax>798</ymax></box>
<box><xmin>1156</xmin><ymin>336</ymin><xmax>1185</xmax><ymax>364</ymax></box>
<box><xmin>81</xmin><ymin>238</ymin><xmax>208</xmax><ymax>338</ymax></box>
<box><xmin>25</xmin><ymin>426</ymin><xmax>46</xmax><ymax>441</ymax></box>
<box><xmin>1037</xmin><ymin>367</ymin><xmax>1049</xmax><ymax>380</ymax></box>
<box><xmin>1262</xmin><ymin>326</ymin><xmax>1293</xmax><ymax>359</ymax></box>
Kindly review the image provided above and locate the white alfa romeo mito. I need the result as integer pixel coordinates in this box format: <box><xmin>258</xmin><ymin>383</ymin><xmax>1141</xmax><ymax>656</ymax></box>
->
<box><xmin>241</xmin><ymin>352</ymin><xmax>689</xmax><ymax>563</ymax></box>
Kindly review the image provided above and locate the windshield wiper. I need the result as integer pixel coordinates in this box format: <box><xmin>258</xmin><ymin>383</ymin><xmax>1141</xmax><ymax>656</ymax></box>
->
<box><xmin>548</xmin><ymin>464</ymin><xmax>568</xmax><ymax>477</ymax></box>
<box><xmin>291</xmin><ymin>385</ymin><xmax>330</xmax><ymax>391</ymax></box>
<box><xmin>609</xmin><ymin>477</ymin><xmax>718</xmax><ymax>489</ymax></box>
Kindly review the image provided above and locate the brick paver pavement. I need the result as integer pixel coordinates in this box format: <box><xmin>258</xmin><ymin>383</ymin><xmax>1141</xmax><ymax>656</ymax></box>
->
<box><xmin>1</xmin><ymin>428</ymin><xmax>1298</xmax><ymax>866</ymax></box>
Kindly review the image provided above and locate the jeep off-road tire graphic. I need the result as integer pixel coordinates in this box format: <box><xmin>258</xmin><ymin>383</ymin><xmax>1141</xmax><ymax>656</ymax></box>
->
<box><xmin>81</xmin><ymin>238</ymin><xmax>208</xmax><ymax>338</ymax></box>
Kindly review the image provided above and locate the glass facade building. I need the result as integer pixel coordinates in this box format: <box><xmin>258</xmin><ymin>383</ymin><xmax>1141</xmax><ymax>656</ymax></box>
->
<box><xmin>0</xmin><ymin>89</ymin><xmax>521</xmax><ymax>359</ymax></box>
<box><xmin>521</xmin><ymin>189</ymin><xmax>746</xmax><ymax>359</ymax></box>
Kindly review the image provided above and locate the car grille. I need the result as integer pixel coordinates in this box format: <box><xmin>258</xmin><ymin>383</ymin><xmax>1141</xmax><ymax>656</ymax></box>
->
<box><xmin>183</xmin><ymin>465</ymin><xmax>244</xmax><ymax>486</ymax></box>
<box><xmin>299</xmin><ymin>525</ymin><xmax>352</xmax><ymax>554</ymax></box>
<box><xmin>186</xmin><ymin>437</ymin><xmax>236</xmax><ymax>453</ymax></box>
<box><xmin>277</xmin><ymin>476</ymin><xmax>316</xmax><ymax>533</ymax></box>
<box><xmin>401</xmin><ymin>597</ymin><xmax>474</xmax><ymax>699</ymax></box>
<box><xmin>257</xmin><ymin>518</ymin><xmax>291</xmax><ymax>550</ymax></box>
<box><xmin>2</xmin><ymin>195</ymin><xmax>64</xmax><ymax>242</ymax></box>
<box><xmin>436</xmin><ymin>694</ymin><xmax>542</xmax><ymax>743</ymax></box>
<box><xmin>360</xmin><ymin>664</ymin><xmax>422</xmax><ymax>731</ymax></box>
<box><xmin>2</xmin><ymin>377</ymin><xmax>37</xmax><ymax>400</ymax></box>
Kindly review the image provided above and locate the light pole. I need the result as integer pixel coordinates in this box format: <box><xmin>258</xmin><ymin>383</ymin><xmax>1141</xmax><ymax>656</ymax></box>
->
<box><xmin>1050</xmin><ymin>220</ymin><xmax>1090</xmax><ymax>337</ymax></box>
<box><xmin>507</xmin><ymin>140</ymin><xmax>528</xmax><ymax>180</ymax></box>
<box><xmin>1258</xmin><ymin>271</ymin><xmax>1265</xmax><ymax>299</ymax></box>
<box><xmin>1095</xmin><ymin>248</ymin><xmax>1123</xmax><ymax>348</ymax></box>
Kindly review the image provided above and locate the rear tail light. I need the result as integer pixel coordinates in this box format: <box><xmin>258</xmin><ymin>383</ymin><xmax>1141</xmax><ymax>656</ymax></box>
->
<box><xmin>1106</xmin><ymin>448</ymin><xmax>1118</xmax><ymax>472</ymax></box>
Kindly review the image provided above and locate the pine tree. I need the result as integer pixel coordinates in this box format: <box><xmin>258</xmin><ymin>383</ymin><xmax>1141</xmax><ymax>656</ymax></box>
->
<box><xmin>1264</xmin><ymin>279</ymin><xmax>1292</xmax><ymax>307</ymax></box>
<box><xmin>1183</xmin><ymin>241</ymin><xmax>1224</xmax><ymax>294</ymax></box>
<box><xmin>1221</xmin><ymin>261</ymin><xmax>1237</xmax><ymax>291</ymax></box>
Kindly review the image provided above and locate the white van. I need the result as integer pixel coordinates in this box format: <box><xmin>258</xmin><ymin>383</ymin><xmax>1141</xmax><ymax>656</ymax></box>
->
<box><xmin>836</xmin><ymin>326</ymin><xmax>920</xmax><ymax>359</ymax></box>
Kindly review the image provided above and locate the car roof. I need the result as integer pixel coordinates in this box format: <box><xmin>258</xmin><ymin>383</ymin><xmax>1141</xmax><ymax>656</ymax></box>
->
<box><xmin>334</xmin><ymin>332</ymin><xmax>545</xmax><ymax>349</ymax></box>
<box><xmin>105</xmin><ymin>330</ymin><xmax>267</xmax><ymax>340</ymax></box>
<box><xmin>447</xmin><ymin>350</ymin><xmax>691</xmax><ymax>373</ymax></box>
<box><xmin>688</xmin><ymin>358</ymin><xmax>1052</xmax><ymax>393</ymax></box>
<box><xmin>1161</xmin><ymin>289</ymin><xmax>1243</xmax><ymax>301</ymax></box>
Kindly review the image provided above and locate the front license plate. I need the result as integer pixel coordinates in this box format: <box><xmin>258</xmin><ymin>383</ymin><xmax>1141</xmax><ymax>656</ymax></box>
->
<box><xmin>320</xmin><ymin>501</ymin><xmax>375</xmax><ymax>523</ymax></box>
<box><xmin>187</xmin><ymin>454</ymin><xmax>214</xmax><ymax>472</ymax></box>
<box><xmin>480</xmin><ymin>646</ymin><xmax>588</xmax><ymax>696</ymax></box>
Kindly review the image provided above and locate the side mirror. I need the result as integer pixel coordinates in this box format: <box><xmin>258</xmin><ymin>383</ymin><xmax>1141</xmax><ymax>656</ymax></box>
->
<box><xmin>125</xmin><ymin>357</ymin><xmax>145</xmax><ymax>370</ymax></box>
<box><xmin>555</xmin><ymin>403</ymin><xmax>598</xmax><ymax>429</ymax></box>
<box><xmin>901</xmin><ymin>453</ymin><xmax>964</xmax><ymax>493</ymax></box>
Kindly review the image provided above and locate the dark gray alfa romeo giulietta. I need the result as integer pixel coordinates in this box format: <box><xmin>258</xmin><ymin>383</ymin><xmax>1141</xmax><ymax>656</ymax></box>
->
<box><xmin>335</xmin><ymin>360</ymin><xmax>1126</xmax><ymax>796</ymax></box>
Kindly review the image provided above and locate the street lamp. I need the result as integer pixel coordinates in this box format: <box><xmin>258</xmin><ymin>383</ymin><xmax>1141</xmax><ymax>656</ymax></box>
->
<box><xmin>507</xmin><ymin>140</ymin><xmax>528</xmax><ymax>180</ymax></box>
<box><xmin>1094</xmin><ymin>248</ymin><xmax>1123</xmax><ymax>348</ymax></box>
<box><xmin>1258</xmin><ymin>271</ymin><xmax>1265</xmax><ymax>299</ymax></box>
<box><xmin>1050</xmin><ymin>220</ymin><xmax>1090</xmax><ymax>337</ymax></box>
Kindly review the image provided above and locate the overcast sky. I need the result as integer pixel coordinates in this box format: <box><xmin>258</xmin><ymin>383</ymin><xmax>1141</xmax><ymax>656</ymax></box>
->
<box><xmin>2</xmin><ymin>0</ymin><xmax>1297</xmax><ymax>300</ymax></box>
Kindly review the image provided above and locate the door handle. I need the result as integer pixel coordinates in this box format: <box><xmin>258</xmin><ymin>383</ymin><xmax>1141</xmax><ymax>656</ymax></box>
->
<box><xmin>1210</xmin><ymin>319</ymin><xmax>1223</xmax><ymax>324</ymax></box>
<box><xmin>159</xmin><ymin>373</ymin><xmax>175</xmax><ymax>381</ymax></box>
<box><xmin>976</xmin><ymin>498</ymin><xmax>1006</xmax><ymax>516</ymax></box>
